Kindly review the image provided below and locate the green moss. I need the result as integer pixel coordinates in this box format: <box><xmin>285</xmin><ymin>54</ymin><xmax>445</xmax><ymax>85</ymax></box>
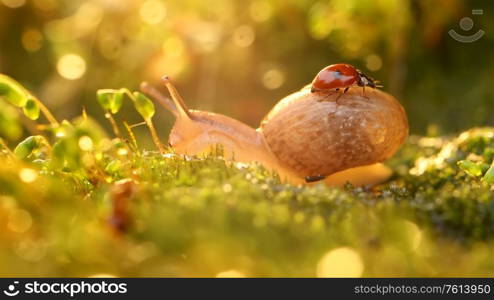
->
<box><xmin>2</xmin><ymin>127</ymin><xmax>494</xmax><ymax>276</ymax></box>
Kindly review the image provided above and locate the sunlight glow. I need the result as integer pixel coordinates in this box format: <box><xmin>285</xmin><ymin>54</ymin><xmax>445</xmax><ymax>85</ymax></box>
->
<box><xmin>1</xmin><ymin>0</ymin><xmax>25</xmax><ymax>8</ymax></box>
<box><xmin>21</xmin><ymin>29</ymin><xmax>43</xmax><ymax>52</ymax></box>
<box><xmin>262</xmin><ymin>69</ymin><xmax>284</xmax><ymax>89</ymax></box>
<box><xmin>32</xmin><ymin>0</ymin><xmax>57</xmax><ymax>11</ymax></box>
<box><xmin>75</xmin><ymin>2</ymin><xmax>104</xmax><ymax>31</ymax></box>
<box><xmin>232</xmin><ymin>25</ymin><xmax>255</xmax><ymax>48</ymax></box>
<box><xmin>366</xmin><ymin>54</ymin><xmax>383</xmax><ymax>71</ymax></box>
<box><xmin>163</xmin><ymin>36</ymin><xmax>185</xmax><ymax>58</ymax></box>
<box><xmin>19</xmin><ymin>168</ymin><xmax>38</xmax><ymax>183</ymax></box>
<box><xmin>216</xmin><ymin>270</ymin><xmax>246</xmax><ymax>278</ymax></box>
<box><xmin>88</xmin><ymin>274</ymin><xmax>117</xmax><ymax>278</ymax></box>
<box><xmin>117</xmin><ymin>148</ymin><xmax>128</xmax><ymax>156</ymax></box>
<box><xmin>8</xmin><ymin>209</ymin><xmax>33</xmax><ymax>233</ymax></box>
<box><xmin>317</xmin><ymin>247</ymin><xmax>364</xmax><ymax>277</ymax></box>
<box><xmin>222</xmin><ymin>183</ymin><xmax>232</xmax><ymax>193</ymax></box>
<box><xmin>140</xmin><ymin>0</ymin><xmax>166</xmax><ymax>25</ymax></box>
<box><xmin>79</xmin><ymin>136</ymin><xmax>94</xmax><ymax>151</ymax></box>
<box><xmin>57</xmin><ymin>54</ymin><xmax>86</xmax><ymax>80</ymax></box>
<box><xmin>249</xmin><ymin>1</ymin><xmax>272</xmax><ymax>22</ymax></box>
<box><xmin>404</xmin><ymin>221</ymin><xmax>423</xmax><ymax>251</ymax></box>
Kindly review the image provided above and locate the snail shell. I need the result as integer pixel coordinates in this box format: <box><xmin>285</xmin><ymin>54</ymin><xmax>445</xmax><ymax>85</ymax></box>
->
<box><xmin>261</xmin><ymin>85</ymin><xmax>408</xmax><ymax>178</ymax></box>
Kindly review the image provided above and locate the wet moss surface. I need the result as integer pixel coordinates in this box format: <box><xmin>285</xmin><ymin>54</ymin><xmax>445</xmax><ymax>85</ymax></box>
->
<box><xmin>2</xmin><ymin>127</ymin><xmax>494</xmax><ymax>276</ymax></box>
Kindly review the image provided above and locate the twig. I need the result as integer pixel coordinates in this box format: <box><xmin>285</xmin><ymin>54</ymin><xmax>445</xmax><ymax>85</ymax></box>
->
<box><xmin>123</xmin><ymin>120</ymin><xmax>139</xmax><ymax>151</ymax></box>
<box><xmin>105</xmin><ymin>111</ymin><xmax>122</xmax><ymax>138</ymax></box>
<box><xmin>129</xmin><ymin>121</ymin><xmax>146</xmax><ymax>129</ymax></box>
<box><xmin>145</xmin><ymin>118</ymin><xmax>165</xmax><ymax>154</ymax></box>
<box><xmin>122</xmin><ymin>89</ymin><xmax>165</xmax><ymax>154</ymax></box>
<box><xmin>31</xmin><ymin>95</ymin><xmax>59</xmax><ymax>127</ymax></box>
<box><xmin>0</xmin><ymin>138</ymin><xmax>14</xmax><ymax>157</ymax></box>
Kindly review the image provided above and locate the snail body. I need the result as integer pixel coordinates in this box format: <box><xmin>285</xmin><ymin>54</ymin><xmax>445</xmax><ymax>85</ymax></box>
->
<box><xmin>141</xmin><ymin>66</ymin><xmax>408</xmax><ymax>186</ymax></box>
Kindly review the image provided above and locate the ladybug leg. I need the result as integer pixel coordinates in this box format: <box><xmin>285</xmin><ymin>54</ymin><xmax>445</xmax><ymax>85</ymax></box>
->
<box><xmin>335</xmin><ymin>88</ymin><xmax>348</xmax><ymax>104</ymax></box>
<box><xmin>335</xmin><ymin>92</ymin><xmax>344</xmax><ymax>104</ymax></box>
<box><xmin>361</xmin><ymin>86</ymin><xmax>370</xmax><ymax>99</ymax></box>
<box><xmin>334</xmin><ymin>87</ymin><xmax>350</xmax><ymax>105</ymax></box>
<box><xmin>317</xmin><ymin>90</ymin><xmax>338</xmax><ymax>102</ymax></box>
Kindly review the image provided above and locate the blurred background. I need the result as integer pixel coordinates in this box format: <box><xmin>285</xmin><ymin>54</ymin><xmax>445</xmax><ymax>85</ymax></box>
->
<box><xmin>1</xmin><ymin>0</ymin><xmax>493</xmax><ymax>143</ymax></box>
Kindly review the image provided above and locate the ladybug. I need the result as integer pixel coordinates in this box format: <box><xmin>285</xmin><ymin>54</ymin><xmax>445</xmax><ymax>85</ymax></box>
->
<box><xmin>310</xmin><ymin>64</ymin><xmax>380</xmax><ymax>99</ymax></box>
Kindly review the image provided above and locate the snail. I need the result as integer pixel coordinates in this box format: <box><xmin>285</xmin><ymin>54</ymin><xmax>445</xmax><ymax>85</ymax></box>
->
<box><xmin>140</xmin><ymin>65</ymin><xmax>408</xmax><ymax>186</ymax></box>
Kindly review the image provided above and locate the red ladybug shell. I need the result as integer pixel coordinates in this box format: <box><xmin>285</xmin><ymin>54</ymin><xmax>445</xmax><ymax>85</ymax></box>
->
<box><xmin>311</xmin><ymin>64</ymin><xmax>359</xmax><ymax>92</ymax></box>
<box><xmin>311</xmin><ymin>64</ymin><xmax>380</xmax><ymax>94</ymax></box>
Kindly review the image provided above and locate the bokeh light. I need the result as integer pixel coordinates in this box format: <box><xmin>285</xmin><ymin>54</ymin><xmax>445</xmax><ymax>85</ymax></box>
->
<box><xmin>1</xmin><ymin>0</ymin><xmax>25</xmax><ymax>8</ymax></box>
<box><xmin>140</xmin><ymin>0</ymin><xmax>167</xmax><ymax>25</ymax></box>
<box><xmin>249</xmin><ymin>0</ymin><xmax>272</xmax><ymax>22</ymax></box>
<box><xmin>404</xmin><ymin>221</ymin><xmax>423</xmax><ymax>251</ymax></box>
<box><xmin>57</xmin><ymin>54</ymin><xmax>87</xmax><ymax>80</ymax></box>
<box><xmin>88</xmin><ymin>274</ymin><xmax>118</xmax><ymax>278</ymax></box>
<box><xmin>262</xmin><ymin>69</ymin><xmax>284</xmax><ymax>90</ymax></box>
<box><xmin>19</xmin><ymin>168</ymin><xmax>38</xmax><ymax>183</ymax></box>
<box><xmin>117</xmin><ymin>147</ymin><xmax>128</xmax><ymax>156</ymax></box>
<box><xmin>32</xmin><ymin>0</ymin><xmax>57</xmax><ymax>11</ymax></box>
<box><xmin>232</xmin><ymin>25</ymin><xmax>255</xmax><ymax>48</ymax></box>
<box><xmin>78</xmin><ymin>136</ymin><xmax>94</xmax><ymax>151</ymax></box>
<box><xmin>216</xmin><ymin>269</ymin><xmax>246</xmax><ymax>278</ymax></box>
<box><xmin>21</xmin><ymin>29</ymin><xmax>43</xmax><ymax>52</ymax></box>
<box><xmin>74</xmin><ymin>2</ymin><xmax>104</xmax><ymax>33</ymax></box>
<box><xmin>163</xmin><ymin>36</ymin><xmax>185</xmax><ymax>58</ymax></box>
<box><xmin>366</xmin><ymin>54</ymin><xmax>383</xmax><ymax>72</ymax></box>
<box><xmin>7</xmin><ymin>209</ymin><xmax>33</xmax><ymax>233</ymax></box>
<box><xmin>317</xmin><ymin>247</ymin><xmax>364</xmax><ymax>277</ymax></box>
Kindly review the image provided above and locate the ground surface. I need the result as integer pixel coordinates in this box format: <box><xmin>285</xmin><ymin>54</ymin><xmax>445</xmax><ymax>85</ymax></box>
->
<box><xmin>2</xmin><ymin>122</ymin><xmax>494</xmax><ymax>277</ymax></box>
